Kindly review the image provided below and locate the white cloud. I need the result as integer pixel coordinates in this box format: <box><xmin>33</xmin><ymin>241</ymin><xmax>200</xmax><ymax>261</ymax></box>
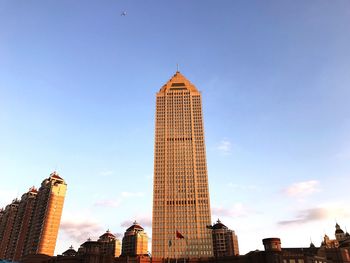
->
<box><xmin>60</xmin><ymin>216</ymin><xmax>103</xmax><ymax>242</ymax></box>
<box><xmin>216</xmin><ymin>139</ymin><xmax>232</xmax><ymax>155</ymax></box>
<box><xmin>278</xmin><ymin>204</ymin><xmax>350</xmax><ymax>226</ymax></box>
<box><xmin>94</xmin><ymin>191</ymin><xmax>145</xmax><ymax>208</ymax></box>
<box><xmin>284</xmin><ymin>180</ymin><xmax>320</xmax><ymax>198</ymax></box>
<box><xmin>212</xmin><ymin>203</ymin><xmax>251</xmax><ymax>219</ymax></box>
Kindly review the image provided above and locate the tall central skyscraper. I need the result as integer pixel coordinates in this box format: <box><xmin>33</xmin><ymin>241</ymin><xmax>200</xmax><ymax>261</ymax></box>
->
<box><xmin>152</xmin><ymin>72</ymin><xmax>213</xmax><ymax>259</ymax></box>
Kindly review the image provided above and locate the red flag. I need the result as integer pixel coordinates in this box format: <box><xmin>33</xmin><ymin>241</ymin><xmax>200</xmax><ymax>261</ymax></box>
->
<box><xmin>176</xmin><ymin>230</ymin><xmax>185</xmax><ymax>239</ymax></box>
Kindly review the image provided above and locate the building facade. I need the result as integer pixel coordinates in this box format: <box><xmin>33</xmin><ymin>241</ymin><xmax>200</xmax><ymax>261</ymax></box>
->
<box><xmin>0</xmin><ymin>198</ymin><xmax>20</xmax><ymax>259</ymax></box>
<box><xmin>73</xmin><ymin>230</ymin><xmax>121</xmax><ymax>263</ymax></box>
<box><xmin>152</xmin><ymin>72</ymin><xmax>213</xmax><ymax>259</ymax></box>
<box><xmin>211</xmin><ymin>219</ymin><xmax>239</xmax><ymax>257</ymax></box>
<box><xmin>98</xmin><ymin>230</ymin><xmax>122</xmax><ymax>257</ymax></box>
<box><xmin>5</xmin><ymin>187</ymin><xmax>38</xmax><ymax>261</ymax></box>
<box><xmin>121</xmin><ymin>222</ymin><xmax>148</xmax><ymax>256</ymax></box>
<box><xmin>0</xmin><ymin>171</ymin><xmax>67</xmax><ymax>261</ymax></box>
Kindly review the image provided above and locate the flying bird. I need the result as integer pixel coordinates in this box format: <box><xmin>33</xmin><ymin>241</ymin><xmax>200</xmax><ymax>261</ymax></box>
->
<box><xmin>121</xmin><ymin>11</ymin><xmax>127</xmax><ymax>16</ymax></box>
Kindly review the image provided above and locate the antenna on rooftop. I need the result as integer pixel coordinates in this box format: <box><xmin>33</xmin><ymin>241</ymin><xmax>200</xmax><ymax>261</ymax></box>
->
<box><xmin>54</xmin><ymin>164</ymin><xmax>59</xmax><ymax>173</ymax></box>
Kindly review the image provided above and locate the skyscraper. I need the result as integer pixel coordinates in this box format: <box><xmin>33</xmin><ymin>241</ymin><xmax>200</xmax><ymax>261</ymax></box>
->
<box><xmin>0</xmin><ymin>171</ymin><xmax>67</xmax><ymax>261</ymax></box>
<box><xmin>152</xmin><ymin>72</ymin><xmax>213</xmax><ymax>259</ymax></box>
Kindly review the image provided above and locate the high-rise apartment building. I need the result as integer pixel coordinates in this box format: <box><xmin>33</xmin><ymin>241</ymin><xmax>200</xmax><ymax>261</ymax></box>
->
<box><xmin>0</xmin><ymin>198</ymin><xmax>20</xmax><ymax>259</ymax></box>
<box><xmin>6</xmin><ymin>188</ymin><xmax>38</xmax><ymax>261</ymax></box>
<box><xmin>152</xmin><ymin>72</ymin><xmax>213</xmax><ymax>259</ymax></box>
<box><xmin>0</xmin><ymin>171</ymin><xmax>67</xmax><ymax>261</ymax></box>
<box><xmin>25</xmin><ymin>172</ymin><xmax>67</xmax><ymax>256</ymax></box>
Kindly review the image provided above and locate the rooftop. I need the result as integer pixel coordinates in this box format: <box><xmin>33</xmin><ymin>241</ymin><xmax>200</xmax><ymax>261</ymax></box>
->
<box><xmin>159</xmin><ymin>71</ymin><xmax>198</xmax><ymax>93</ymax></box>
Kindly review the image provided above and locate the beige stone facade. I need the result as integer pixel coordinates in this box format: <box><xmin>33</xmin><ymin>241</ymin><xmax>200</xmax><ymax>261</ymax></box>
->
<box><xmin>152</xmin><ymin>72</ymin><xmax>213</xmax><ymax>259</ymax></box>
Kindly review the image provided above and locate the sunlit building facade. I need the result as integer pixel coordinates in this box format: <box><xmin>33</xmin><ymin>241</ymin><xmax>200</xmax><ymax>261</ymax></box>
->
<box><xmin>0</xmin><ymin>172</ymin><xmax>67</xmax><ymax>261</ymax></box>
<box><xmin>0</xmin><ymin>198</ymin><xmax>20</xmax><ymax>259</ymax></box>
<box><xmin>5</xmin><ymin>188</ymin><xmax>38</xmax><ymax>261</ymax></box>
<box><xmin>121</xmin><ymin>221</ymin><xmax>148</xmax><ymax>256</ymax></box>
<box><xmin>25</xmin><ymin>172</ymin><xmax>67</xmax><ymax>256</ymax></box>
<box><xmin>152</xmin><ymin>72</ymin><xmax>213</xmax><ymax>259</ymax></box>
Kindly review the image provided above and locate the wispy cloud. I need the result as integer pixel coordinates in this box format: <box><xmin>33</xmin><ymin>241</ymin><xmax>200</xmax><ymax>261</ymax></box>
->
<box><xmin>278</xmin><ymin>208</ymin><xmax>327</xmax><ymax>225</ymax></box>
<box><xmin>94</xmin><ymin>191</ymin><xmax>145</xmax><ymax>208</ymax></box>
<box><xmin>212</xmin><ymin>203</ymin><xmax>251</xmax><ymax>218</ymax></box>
<box><xmin>278</xmin><ymin>205</ymin><xmax>350</xmax><ymax>226</ymax></box>
<box><xmin>216</xmin><ymin>139</ymin><xmax>232</xmax><ymax>155</ymax></box>
<box><xmin>60</xmin><ymin>217</ymin><xmax>103</xmax><ymax>242</ymax></box>
<box><xmin>284</xmin><ymin>180</ymin><xmax>320</xmax><ymax>198</ymax></box>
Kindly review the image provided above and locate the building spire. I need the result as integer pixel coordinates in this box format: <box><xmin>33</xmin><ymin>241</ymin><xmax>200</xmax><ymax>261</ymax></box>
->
<box><xmin>176</xmin><ymin>63</ymin><xmax>179</xmax><ymax>72</ymax></box>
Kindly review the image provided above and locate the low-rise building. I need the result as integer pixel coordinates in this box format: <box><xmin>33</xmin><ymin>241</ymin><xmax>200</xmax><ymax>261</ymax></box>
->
<box><xmin>121</xmin><ymin>221</ymin><xmax>148</xmax><ymax>257</ymax></box>
<box><xmin>211</xmin><ymin>219</ymin><xmax>239</xmax><ymax>257</ymax></box>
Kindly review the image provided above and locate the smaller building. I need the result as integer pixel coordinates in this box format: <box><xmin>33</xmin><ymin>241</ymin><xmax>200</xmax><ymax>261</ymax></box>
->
<box><xmin>336</xmin><ymin>223</ymin><xmax>346</xmax><ymax>241</ymax></box>
<box><xmin>75</xmin><ymin>230</ymin><xmax>121</xmax><ymax>262</ymax></box>
<box><xmin>121</xmin><ymin>221</ymin><xmax>148</xmax><ymax>256</ymax></box>
<box><xmin>319</xmin><ymin>222</ymin><xmax>350</xmax><ymax>262</ymax></box>
<box><xmin>98</xmin><ymin>230</ymin><xmax>122</xmax><ymax>257</ymax></box>
<box><xmin>211</xmin><ymin>219</ymin><xmax>239</xmax><ymax>257</ymax></box>
<box><xmin>62</xmin><ymin>245</ymin><xmax>77</xmax><ymax>257</ymax></box>
<box><xmin>27</xmin><ymin>230</ymin><xmax>122</xmax><ymax>263</ymax></box>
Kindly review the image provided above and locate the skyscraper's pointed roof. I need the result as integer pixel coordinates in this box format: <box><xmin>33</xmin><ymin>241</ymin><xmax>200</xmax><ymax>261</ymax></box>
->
<box><xmin>159</xmin><ymin>71</ymin><xmax>198</xmax><ymax>93</ymax></box>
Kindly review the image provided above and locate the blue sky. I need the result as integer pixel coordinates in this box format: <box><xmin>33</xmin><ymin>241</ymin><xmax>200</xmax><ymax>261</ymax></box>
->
<box><xmin>0</xmin><ymin>0</ymin><xmax>349</xmax><ymax>255</ymax></box>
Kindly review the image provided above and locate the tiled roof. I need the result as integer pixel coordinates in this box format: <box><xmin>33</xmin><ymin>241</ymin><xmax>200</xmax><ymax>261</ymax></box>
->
<box><xmin>99</xmin><ymin>230</ymin><xmax>116</xmax><ymax>239</ymax></box>
<box><xmin>28</xmin><ymin>187</ymin><xmax>38</xmax><ymax>193</ymax></box>
<box><xmin>212</xmin><ymin>219</ymin><xmax>227</xmax><ymax>230</ymax></box>
<box><xmin>50</xmin><ymin>171</ymin><xmax>63</xmax><ymax>180</ymax></box>
<box><xmin>126</xmin><ymin>221</ymin><xmax>144</xmax><ymax>232</ymax></box>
